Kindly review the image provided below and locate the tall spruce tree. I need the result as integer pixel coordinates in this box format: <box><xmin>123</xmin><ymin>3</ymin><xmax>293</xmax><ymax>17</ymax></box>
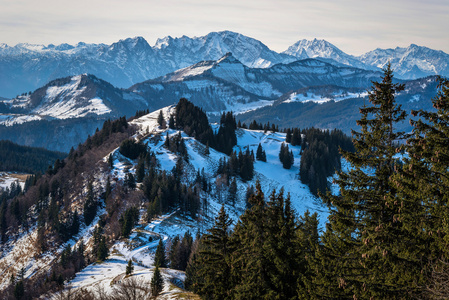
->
<box><xmin>263</xmin><ymin>189</ymin><xmax>299</xmax><ymax>299</ymax></box>
<box><xmin>155</xmin><ymin>239</ymin><xmax>166</xmax><ymax>268</ymax></box>
<box><xmin>317</xmin><ymin>63</ymin><xmax>410</xmax><ymax>298</ymax></box>
<box><xmin>231</xmin><ymin>181</ymin><xmax>271</xmax><ymax>299</ymax></box>
<box><xmin>83</xmin><ymin>181</ymin><xmax>97</xmax><ymax>225</ymax></box>
<box><xmin>151</xmin><ymin>265</ymin><xmax>164</xmax><ymax>297</ymax></box>
<box><xmin>197</xmin><ymin>205</ymin><xmax>234</xmax><ymax>300</ymax></box>
<box><xmin>394</xmin><ymin>77</ymin><xmax>449</xmax><ymax>297</ymax></box>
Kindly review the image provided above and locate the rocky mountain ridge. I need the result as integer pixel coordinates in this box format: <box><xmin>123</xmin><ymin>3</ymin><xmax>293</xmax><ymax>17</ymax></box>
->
<box><xmin>1</xmin><ymin>31</ymin><xmax>448</xmax><ymax>98</ymax></box>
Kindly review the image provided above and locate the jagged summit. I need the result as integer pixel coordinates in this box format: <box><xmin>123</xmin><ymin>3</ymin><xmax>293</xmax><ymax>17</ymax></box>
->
<box><xmin>1</xmin><ymin>31</ymin><xmax>448</xmax><ymax>98</ymax></box>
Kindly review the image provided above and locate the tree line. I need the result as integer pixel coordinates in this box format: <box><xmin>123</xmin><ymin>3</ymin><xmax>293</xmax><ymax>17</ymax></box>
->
<box><xmin>0</xmin><ymin>140</ymin><xmax>66</xmax><ymax>173</ymax></box>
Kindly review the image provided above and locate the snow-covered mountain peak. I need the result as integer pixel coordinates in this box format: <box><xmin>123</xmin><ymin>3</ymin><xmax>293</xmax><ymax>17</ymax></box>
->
<box><xmin>283</xmin><ymin>39</ymin><xmax>375</xmax><ymax>71</ymax></box>
<box><xmin>110</xmin><ymin>36</ymin><xmax>151</xmax><ymax>52</ymax></box>
<box><xmin>358</xmin><ymin>44</ymin><xmax>449</xmax><ymax>79</ymax></box>
<box><xmin>284</xmin><ymin>38</ymin><xmax>342</xmax><ymax>59</ymax></box>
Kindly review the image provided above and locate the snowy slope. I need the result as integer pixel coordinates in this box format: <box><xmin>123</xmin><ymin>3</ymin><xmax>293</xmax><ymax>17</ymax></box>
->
<box><xmin>0</xmin><ymin>105</ymin><xmax>333</xmax><ymax>297</ymax></box>
<box><xmin>0</xmin><ymin>74</ymin><xmax>148</xmax><ymax>126</ymax></box>
<box><xmin>66</xmin><ymin>107</ymin><xmax>329</xmax><ymax>295</ymax></box>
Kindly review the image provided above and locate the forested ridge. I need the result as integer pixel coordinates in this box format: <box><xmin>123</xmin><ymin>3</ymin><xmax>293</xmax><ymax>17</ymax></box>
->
<box><xmin>183</xmin><ymin>68</ymin><xmax>449</xmax><ymax>299</ymax></box>
<box><xmin>0</xmin><ymin>140</ymin><xmax>66</xmax><ymax>173</ymax></box>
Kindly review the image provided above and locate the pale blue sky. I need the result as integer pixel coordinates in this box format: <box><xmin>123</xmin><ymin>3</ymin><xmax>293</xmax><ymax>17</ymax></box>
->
<box><xmin>0</xmin><ymin>0</ymin><xmax>448</xmax><ymax>55</ymax></box>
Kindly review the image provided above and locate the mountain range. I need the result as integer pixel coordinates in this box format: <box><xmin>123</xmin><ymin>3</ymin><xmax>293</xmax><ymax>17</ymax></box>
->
<box><xmin>1</xmin><ymin>30</ymin><xmax>448</xmax><ymax>99</ymax></box>
<box><xmin>0</xmin><ymin>49</ymin><xmax>440</xmax><ymax>152</ymax></box>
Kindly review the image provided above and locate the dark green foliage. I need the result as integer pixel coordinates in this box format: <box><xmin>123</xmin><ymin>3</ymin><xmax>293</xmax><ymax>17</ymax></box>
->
<box><xmin>247</xmin><ymin>120</ymin><xmax>279</xmax><ymax>132</ymax></box>
<box><xmin>119</xmin><ymin>206</ymin><xmax>139</xmax><ymax>238</ymax></box>
<box><xmin>175</xmin><ymin>98</ymin><xmax>238</xmax><ymax>156</ymax></box>
<box><xmin>151</xmin><ymin>265</ymin><xmax>164</xmax><ymax>297</ymax></box>
<box><xmin>96</xmin><ymin>235</ymin><xmax>108</xmax><ymax>262</ymax></box>
<box><xmin>394</xmin><ymin>77</ymin><xmax>449</xmax><ymax>297</ymax></box>
<box><xmin>285</xmin><ymin>128</ymin><xmax>292</xmax><ymax>143</ymax></box>
<box><xmin>108</xmin><ymin>153</ymin><xmax>113</xmax><ymax>168</ymax></box>
<box><xmin>279</xmin><ymin>143</ymin><xmax>294</xmax><ymax>169</ymax></box>
<box><xmin>135</xmin><ymin>156</ymin><xmax>145</xmax><ymax>183</ymax></box>
<box><xmin>197</xmin><ymin>206</ymin><xmax>233</xmax><ymax>299</ymax></box>
<box><xmin>134</xmin><ymin>109</ymin><xmax>150</xmax><ymax>119</ymax></box>
<box><xmin>263</xmin><ymin>189</ymin><xmax>299</xmax><ymax>299</ymax></box>
<box><xmin>124</xmin><ymin>172</ymin><xmax>136</xmax><ymax>191</ymax></box>
<box><xmin>299</xmin><ymin>127</ymin><xmax>353</xmax><ymax>196</ymax></box>
<box><xmin>165</xmin><ymin>131</ymin><xmax>188</xmax><ymax>160</ymax></box>
<box><xmin>317</xmin><ymin>63</ymin><xmax>412</xmax><ymax>298</ymax></box>
<box><xmin>119</xmin><ymin>138</ymin><xmax>147</xmax><ymax>160</ymax></box>
<box><xmin>185</xmin><ymin>185</ymin><xmax>322</xmax><ymax>299</ymax></box>
<box><xmin>13</xmin><ymin>280</ymin><xmax>24</xmax><ymax>299</ymax></box>
<box><xmin>291</xmin><ymin>128</ymin><xmax>301</xmax><ymax>146</ymax></box>
<box><xmin>155</xmin><ymin>239</ymin><xmax>166</xmax><ymax>268</ymax></box>
<box><xmin>83</xmin><ymin>181</ymin><xmax>97</xmax><ymax>226</ymax></box>
<box><xmin>57</xmin><ymin>210</ymin><xmax>80</xmax><ymax>242</ymax></box>
<box><xmin>175</xmin><ymin>98</ymin><xmax>215</xmax><ymax>147</ymax></box>
<box><xmin>228</xmin><ymin>178</ymin><xmax>237</xmax><ymax>205</ymax></box>
<box><xmin>256</xmin><ymin>143</ymin><xmax>267</xmax><ymax>162</ymax></box>
<box><xmin>231</xmin><ymin>182</ymin><xmax>269</xmax><ymax>299</ymax></box>
<box><xmin>217</xmin><ymin>149</ymin><xmax>254</xmax><ymax>182</ymax></box>
<box><xmin>126</xmin><ymin>259</ymin><xmax>134</xmax><ymax>276</ymax></box>
<box><xmin>215</xmin><ymin>112</ymin><xmax>237</xmax><ymax>155</ymax></box>
<box><xmin>168</xmin><ymin>114</ymin><xmax>175</xmax><ymax>129</ymax></box>
<box><xmin>239</xmin><ymin>148</ymin><xmax>254</xmax><ymax>182</ymax></box>
<box><xmin>157</xmin><ymin>110</ymin><xmax>165</xmax><ymax>128</ymax></box>
<box><xmin>0</xmin><ymin>140</ymin><xmax>66</xmax><ymax>173</ymax></box>
<box><xmin>168</xmin><ymin>232</ymin><xmax>193</xmax><ymax>271</ymax></box>
<box><xmin>143</xmin><ymin>165</ymin><xmax>200</xmax><ymax>219</ymax></box>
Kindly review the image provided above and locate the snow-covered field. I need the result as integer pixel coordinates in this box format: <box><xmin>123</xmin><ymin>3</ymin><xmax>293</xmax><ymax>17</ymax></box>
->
<box><xmin>284</xmin><ymin>91</ymin><xmax>369</xmax><ymax>104</ymax></box>
<box><xmin>0</xmin><ymin>172</ymin><xmax>28</xmax><ymax>191</ymax></box>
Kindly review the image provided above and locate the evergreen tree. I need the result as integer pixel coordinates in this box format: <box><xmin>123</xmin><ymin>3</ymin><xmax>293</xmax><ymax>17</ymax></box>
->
<box><xmin>136</xmin><ymin>156</ymin><xmax>145</xmax><ymax>183</ymax></box>
<box><xmin>157</xmin><ymin>110</ymin><xmax>165</xmax><ymax>128</ymax></box>
<box><xmin>228</xmin><ymin>178</ymin><xmax>237</xmax><ymax>205</ymax></box>
<box><xmin>197</xmin><ymin>206</ymin><xmax>234</xmax><ymax>300</ymax></box>
<box><xmin>168</xmin><ymin>114</ymin><xmax>175</xmax><ymax>129</ymax></box>
<box><xmin>126</xmin><ymin>259</ymin><xmax>134</xmax><ymax>276</ymax></box>
<box><xmin>231</xmin><ymin>181</ymin><xmax>270</xmax><ymax>298</ymax></box>
<box><xmin>97</xmin><ymin>235</ymin><xmax>108</xmax><ymax>262</ymax></box>
<box><xmin>263</xmin><ymin>190</ymin><xmax>299</xmax><ymax>299</ymax></box>
<box><xmin>13</xmin><ymin>280</ymin><xmax>24</xmax><ymax>299</ymax></box>
<box><xmin>151</xmin><ymin>265</ymin><xmax>164</xmax><ymax>297</ymax></box>
<box><xmin>256</xmin><ymin>143</ymin><xmax>267</xmax><ymax>162</ymax></box>
<box><xmin>317</xmin><ymin>63</ymin><xmax>409</xmax><ymax>298</ymax></box>
<box><xmin>108</xmin><ymin>153</ymin><xmax>114</xmax><ymax>168</ymax></box>
<box><xmin>296</xmin><ymin>211</ymin><xmax>320</xmax><ymax>298</ymax></box>
<box><xmin>124</xmin><ymin>172</ymin><xmax>136</xmax><ymax>190</ymax></box>
<box><xmin>155</xmin><ymin>239</ymin><xmax>166</xmax><ymax>268</ymax></box>
<box><xmin>394</xmin><ymin>77</ymin><xmax>449</xmax><ymax>297</ymax></box>
<box><xmin>83</xmin><ymin>181</ymin><xmax>97</xmax><ymax>225</ymax></box>
<box><xmin>291</xmin><ymin>128</ymin><xmax>301</xmax><ymax>146</ymax></box>
<box><xmin>119</xmin><ymin>207</ymin><xmax>139</xmax><ymax>238</ymax></box>
<box><xmin>104</xmin><ymin>177</ymin><xmax>112</xmax><ymax>201</ymax></box>
<box><xmin>279</xmin><ymin>143</ymin><xmax>294</xmax><ymax>169</ymax></box>
<box><xmin>286</xmin><ymin>128</ymin><xmax>292</xmax><ymax>143</ymax></box>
